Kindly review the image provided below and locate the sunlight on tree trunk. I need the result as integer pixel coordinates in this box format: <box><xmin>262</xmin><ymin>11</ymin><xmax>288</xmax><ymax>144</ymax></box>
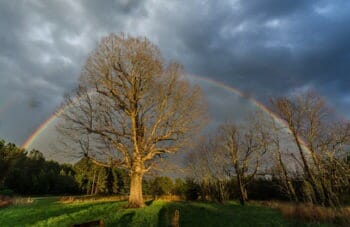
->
<box><xmin>128</xmin><ymin>171</ymin><xmax>144</xmax><ymax>208</ymax></box>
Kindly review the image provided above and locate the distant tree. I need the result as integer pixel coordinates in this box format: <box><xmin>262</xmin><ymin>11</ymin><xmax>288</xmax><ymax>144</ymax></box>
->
<box><xmin>0</xmin><ymin>140</ymin><xmax>23</xmax><ymax>187</ymax></box>
<box><xmin>186</xmin><ymin>135</ymin><xmax>231</xmax><ymax>202</ymax></box>
<box><xmin>183</xmin><ymin>178</ymin><xmax>200</xmax><ymax>201</ymax></box>
<box><xmin>74</xmin><ymin>157</ymin><xmax>106</xmax><ymax>195</ymax></box>
<box><xmin>74</xmin><ymin>157</ymin><xmax>130</xmax><ymax>195</ymax></box>
<box><xmin>258</xmin><ymin>116</ymin><xmax>298</xmax><ymax>202</ymax></box>
<box><xmin>172</xmin><ymin>178</ymin><xmax>186</xmax><ymax>197</ymax></box>
<box><xmin>271</xmin><ymin>91</ymin><xmax>350</xmax><ymax>207</ymax></box>
<box><xmin>58</xmin><ymin>33</ymin><xmax>207</xmax><ymax>207</ymax></box>
<box><xmin>73</xmin><ymin>157</ymin><xmax>92</xmax><ymax>194</ymax></box>
<box><xmin>28</xmin><ymin>149</ymin><xmax>44</xmax><ymax>161</ymax></box>
<box><xmin>0</xmin><ymin>140</ymin><xmax>79</xmax><ymax>195</ymax></box>
<box><xmin>114</xmin><ymin>168</ymin><xmax>130</xmax><ymax>195</ymax></box>
<box><xmin>105</xmin><ymin>167</ymin><xmax>114</xmax><ymax>194</ymax></box>
<box><xmin>219</xmin><ymin>122</ymin><xmax>268</xmax><ymax>205</ymax></box>
<box><xmin>149</xmin><ymin>176</ymin><xmax>174</xmax><ymax>196</ymax></box>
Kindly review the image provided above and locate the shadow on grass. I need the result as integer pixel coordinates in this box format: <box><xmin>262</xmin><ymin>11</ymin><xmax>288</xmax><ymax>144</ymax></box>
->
<box><xmin>158</xmin><ymin>201</ymin><xmax>305</xmax><ymax>227</ymax></box>
<box><xmin>118</xmin><ymin>212</ymin><xmax>136</xmax><ymax>226</ymax></box>
<box><xmin>145</xmin><ymin>199</ymin><xmax>154</xmax><ymax>206</ymax></box>
<box><xmin>0</xmin><ymin>200</ymin><xmax>122</xmax><ymax>227</ymax></box>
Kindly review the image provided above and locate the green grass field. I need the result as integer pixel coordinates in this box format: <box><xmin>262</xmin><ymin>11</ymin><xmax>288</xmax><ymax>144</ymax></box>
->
<box><xmin>0</xmin><ymin>197</ymin><xmax>329</xmax><ymax>227</ymax></box>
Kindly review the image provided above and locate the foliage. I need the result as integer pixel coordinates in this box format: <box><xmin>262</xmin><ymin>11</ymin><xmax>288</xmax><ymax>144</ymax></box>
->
<box><xmin>0</xmin><ymin>189</ymin><xmax>14</xmax><ymax>197</ymax></box>
<box><xmin>183</xmin><ymin>178</ymin><xmax>201</xmax><ymax>201</ymax></box>
<box><xmin>172</xmin><ymin>178</ymin><xmax>186</xmax><ymax>197</ymax></box>
<box><xmin>0</xmin><ymin>139</ymin><xmax>22</xmax><ymax>186</ymax></box>
<box><xmin>73</xmin><ymin>157</ymin><xmax>130</xmax><ymax>195</ymax></box>
<box><xmin>0</xmin><ymin>139</ymin><xmax>79</xmax><ymax>195</ymax></box>
<box><xmin>149</xmin><ymin>176</ymin><xmax>174</xmax><ymax>196</ymax></box>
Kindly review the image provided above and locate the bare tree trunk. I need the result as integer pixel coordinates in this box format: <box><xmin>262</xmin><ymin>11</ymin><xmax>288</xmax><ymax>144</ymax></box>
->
<box><xmin>128</xmin><ymin>170</ymin><xmax>144</xmax><ymax>208</ymax></box>
<box><xmin>94</xmin><ymin>172</ymin><xmax>100</xmax><ymax>195</ymax></box>
<box><xmin>309</xmin><ymin>147</ymin><xmax>338</xmax><ymax>207</ymax></box>
<box><xmin>286</xmin><ymin>180</ymin><xmax>297</xmax><ymax>201</ymax></box>
<box><xmin>91</xmin><ymin>170</ymin><xmax>96</xmax><ymax>195</ymax></box>
<box><xmin>277</xmin><ymin>151</ymin><xmax>298</xmax><ymax>201</ymax></box>
<box><xmin>237</xmin><ymin>173</ymin><xmax>247</xmax><ymax>206</ymax></box>
<box><xmin>291</xmin><ymin>130</ymin><xmax>325</xmax><ymax>205</ymax></box>
<box><xmin>271</xmin><ymin>93</ymin><xmax>350</xmax><ymax>207</ymax></box>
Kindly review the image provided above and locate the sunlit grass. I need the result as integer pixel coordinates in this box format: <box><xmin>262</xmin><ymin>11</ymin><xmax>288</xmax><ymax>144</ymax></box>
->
<box><xmin>0</xmin><ymin>197</ymin><xmax>165</xmax><ymax>227</ymax></box>
<box><xmin>0</xmin><ymin>198</ymin><xmax>122</xmax><ymax>227</ymax></box>
<box><xmin>0</xmin><ymin>197</ymin><xmax>341</xmax><ymax>226</ymax></box>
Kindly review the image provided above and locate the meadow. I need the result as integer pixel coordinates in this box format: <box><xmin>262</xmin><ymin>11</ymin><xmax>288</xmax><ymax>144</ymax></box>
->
<box><xmin>0</xmin><ymin>196</ymin><xmax>343</xmax><ymax>227</ymax></box>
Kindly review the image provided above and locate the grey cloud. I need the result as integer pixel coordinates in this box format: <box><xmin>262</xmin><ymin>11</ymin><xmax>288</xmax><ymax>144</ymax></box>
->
<box><xmin>0</xmin><ymin>0</ymin><xmax>349</xmax><ymax>149</ymax></box>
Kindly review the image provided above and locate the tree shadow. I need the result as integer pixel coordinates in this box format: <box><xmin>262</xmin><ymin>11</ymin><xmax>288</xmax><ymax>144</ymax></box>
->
<box><xmin>157</xmin><ymin>201</ymin><xmax>284</xmax><ymax>227</ymax></box>
<box><xmin>145</xmin><ymin>199</ymin><xmax>154</xmax><ymax>206</ymax></box>
<box><xmin>117</xmin><ymin>211</ymin><xmax>135</xmax><ymax>226</ymax></box>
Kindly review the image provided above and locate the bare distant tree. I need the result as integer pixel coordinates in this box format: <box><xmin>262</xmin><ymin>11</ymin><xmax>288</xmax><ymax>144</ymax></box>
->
<box><xmin>271</xmin><ymin>91</ymin><xmax>350</xmax><ymax>206</ymax></box>
<box><xmin>186</xmin><ymin>135</ymin><xmax>231</xmax><ymax>202</ymax></box>
<box><xmin>58</xmin><ymin>34</ymin><xmax>207</xmax><ymax>208</ymax></box>
<box><xmin>219</xmin><ymin>122</ymin><xmax>268</xmax><ymax>205</ymax></box>
<box><xmin>264</xmin><ymin>117</ymin><xmax>298</xmax><ymax>201</ymax></box>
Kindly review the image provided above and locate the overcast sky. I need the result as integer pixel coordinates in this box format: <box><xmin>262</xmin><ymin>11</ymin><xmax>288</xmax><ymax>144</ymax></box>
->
<box><xmin>0</xmin><ymin>0</ymin><xmax>349</xmax><ymax>150</ymax></box>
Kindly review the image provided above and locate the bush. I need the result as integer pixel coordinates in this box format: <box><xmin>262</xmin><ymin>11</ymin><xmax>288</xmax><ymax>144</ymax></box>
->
<box><xmin>184</xmin><ymin>179</ymin><xmax>200</xmax><ymax>201</ymax></box>
<box><xmin>0</xmin><ymin>189</ymin><xmax>14</xmax><ymax>197</ymax></box>
<box><xmin>248</xmin><ymin>179</ymin><xmax>287</xmax><ymax>201</ymax></box>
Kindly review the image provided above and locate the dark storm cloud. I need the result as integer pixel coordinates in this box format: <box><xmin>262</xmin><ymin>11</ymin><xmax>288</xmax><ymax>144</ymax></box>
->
<box><xmin>0</xmin><ymin>0</ymin><xmax>349</xmax><ymax>146</ymax></box>
<box><xmin>157</xmin><ymin>0</ymin><xmax>350</xmax><ymax>113</ymax></box>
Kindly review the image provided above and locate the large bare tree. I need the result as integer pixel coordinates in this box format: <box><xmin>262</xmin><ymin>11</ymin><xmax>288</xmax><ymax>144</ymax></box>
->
<box><xmin>58</xmin><ymin>34</ymin><xmax>207</xmax><ymax>208</ymax></box>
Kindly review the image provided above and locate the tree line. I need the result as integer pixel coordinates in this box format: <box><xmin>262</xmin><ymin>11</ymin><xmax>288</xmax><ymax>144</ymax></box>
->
<box><xmin>1</xmin><ymin>125</ymin><xmax>348</xmax><ymax>207</ymax></box>
<box><xmin>0</xmin><ymin>140</ymin><xmax>78</xmax><ymax>195</ymax></box>
<box><xmin>0</xmin><ymin>140</ymin><xmax>131</xmax><ymax>196</ymax></box>
<box><xmin>186</xmin><ymin>92</ymin><xmax>350</xmax><ymax>207</ymax></box>
<box><xmin>0</xmin><ymin>140</ymin><xmax>200</xmax><ymax>198</ymax></box>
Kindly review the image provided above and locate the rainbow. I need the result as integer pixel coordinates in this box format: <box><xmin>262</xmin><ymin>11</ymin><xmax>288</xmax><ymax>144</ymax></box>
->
<box><xmin>20</xmin><ymin>108</ymin><xmax>66</xmax><ymax>150</ymax></box>
<box><xmin>189</xmin><ymin>74</ymin><xmax>283</xmax><ymax>124</ymax></box>
<box><xmin>21</xmin><ymin>74</ymin><xmax>309</xmax><ymax>153</ymax></box>
<box><xmin>189</xmin><ymin>75</ymin><xmax>311</xmax><ymax>153</ymax></box>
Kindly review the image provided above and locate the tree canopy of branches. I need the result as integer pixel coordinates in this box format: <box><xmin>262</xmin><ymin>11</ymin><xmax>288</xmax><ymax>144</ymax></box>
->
<box><xmin>59</xmin><ymin>33</ymin><xmax>207</xmax><ymax>208</ymax></box>
<box><xmin>186</xmin><ymin>120</ymin><xmax>268</xmax><ymax>205</ymax></box>
<box><xmin>186</xmin><ymin>135</ymin><xmax>232</xmax><ymax>202</ymax></box>
<box><xmin>73</xmin><ymin>157</ymin><xmax>130</xmax><ymax>196</ymax></box>
<box><xmin>219</xmin><ymin>122</ymin><xmax>268</xmax><ymax>205</ymax></box>
<box><xmin>271</xmin><ymin>91</ymin><xmax>350</xmax><ymax>207</ymax></box>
